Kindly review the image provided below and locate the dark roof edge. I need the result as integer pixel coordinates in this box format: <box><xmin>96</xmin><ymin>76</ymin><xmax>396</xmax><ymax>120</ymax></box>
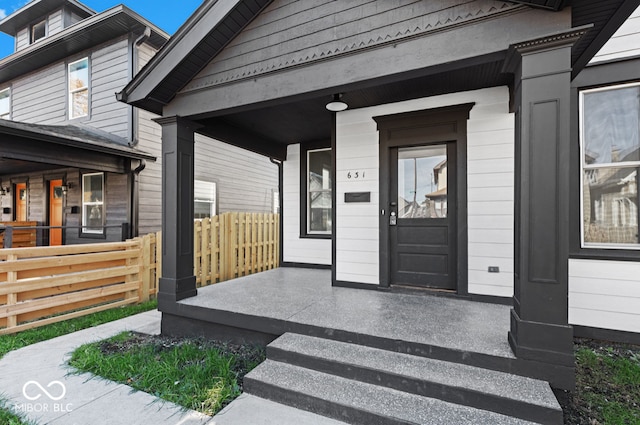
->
<box><xmin>0</xmin><ymin>5</ymin><xmax>169</xmax><ymax>75</ymax></box>
<box><xmin>0</xmin><ymin>120</ymin><xmax>156</xmax><ymax>161</ymax></box>
<box><xmin>0</xmin><ymin>0</ymin><xmax>96</xmax><ymax>35</ymax></box>
<box><xmin>117</xmin><ymin>0</ymin><xmax>240</xmax><ymax>108</ymax></box>
<box><xmin>572</xmin><ymin>0</ymin><xmax>640</xmax><ymax>77</ymax></box>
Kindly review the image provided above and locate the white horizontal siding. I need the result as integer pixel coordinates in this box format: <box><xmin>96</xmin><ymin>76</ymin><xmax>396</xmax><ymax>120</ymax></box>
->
<box><xmin>282</xmin><ymin>144</ymin><xmax>332</xmax><ymax>265</ymax></box>
<box><xmin>333</xmin><ymin>86</ymin><xmax>514</xmax><ymax>292</ymax></box>
<box><xmin>569</xmin><ymin>259</ymin><xmax>640</xmax><ymax>333</ymax></box>
<box><xmin>591</xmin><ymin>6</ymin><xmax>640</xmax><ymax>63</ymax></box>
<box><xmin>16</xmin><ymin>29</ymin><xmax>29</xmax><ymax>51</ymax></box>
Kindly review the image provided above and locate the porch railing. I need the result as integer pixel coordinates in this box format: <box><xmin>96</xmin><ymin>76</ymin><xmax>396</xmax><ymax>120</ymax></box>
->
<box><xmin>0</xmin><ymin>223</ymin><xmax>130</xmax><ymax>248</ymax></box>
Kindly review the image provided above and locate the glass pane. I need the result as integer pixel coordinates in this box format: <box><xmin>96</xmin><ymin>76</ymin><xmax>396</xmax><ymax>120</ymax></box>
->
<box><xmin>69</xmin><ymin>59</ymin><xmax>89</xmax><ymax>89</ymax></box>
<box><xmin>84</xmin><ymin>205</ymin><xmax>103</xmax><ymax>231</ymax></box>
<box><xmin>398</xmin><ymin>145</ymin><xmax>447</xmax><ymax>218</ymax></box>
<box><xmin>0</xmin><ymin>89</ymin><xmax>9</xmax><ymax>117</ymax></box>
<box><xmin>19</xmin><ymin>188</ymin><xmax>26</xmax><ymax>201</ymax></box>
<box><xmin>583</xmin><ymin>85</ymin><xmax>640</xmax><ymax>165</ymax></box>
<box><xmin>310</xmin><ymin>192</ymin><xmax>332</xmax><ymax>232</ymax></box>
<box><xmin>72</xmin><ymin>89</ymin><xmax>88</xmax><ymax>118</ymax></box>
<box><xmin>583</xmin><ymin>166</ymin><xmax>639</xmax><ymax>245</ymax></box>
<box><xmin>308</xmin><ymin>149</ymin><xmax>332</xmax><ymax>233</ymax></box>
<box><xmin>83</xmin><ymin>174</ymin><xmax>103</xmax><ymax>203</ymax></box>
<box><xmin>194</xmin><ymin>201</ymin><xmax>213</xmax><ymax>219</ymax></box>
<box><xmin>32</xmin><ymin>21</ymin><xmax>46</xmax><ymax>42</ymax></box>
<box><xmin>53</xmin><ymin>186</ymin><xmax>63</xmax><ymax>199</ymax></box>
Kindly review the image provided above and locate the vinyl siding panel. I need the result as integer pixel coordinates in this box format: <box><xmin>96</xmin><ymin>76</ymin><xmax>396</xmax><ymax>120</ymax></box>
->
<box><xmin>591</xmin><ymin>5</ymin><xmax>640</xmax><ymax>63</ymax></box>
<box><xmin>16</xmin><ymin>29</ymin><xmax>29</xmax><ymax>51</ymax></box>
<box><xmin>88</xmin><ymin>38</ymin><xmax>131</xmax><ymax>138</ymax></box>
<box><xmin>48</xmin><ymin>10</ymin><xmax>64</xmax><ymax>36</ymax></box>
<box><xmin>282</xmin><ymin>144</ymin><xmax>332</xmax><ymax>265</ymax></box>
<box><xmin>11</xmin><ymin>63</ymin><xmax>67</xmax><ymax>124</ymax></box>
<box><xmin>569</xmin><ymin>259</ymin><xmax>640</xmax><ymax>333</ymax></box>
<box><xmin>333</xmin><ymin>86</ymin><xmax>514</xmax><ymax>291</ymax></box>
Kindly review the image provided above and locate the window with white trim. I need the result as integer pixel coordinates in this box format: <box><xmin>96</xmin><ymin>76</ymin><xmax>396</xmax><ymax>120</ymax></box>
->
<box><xmin>307</xmin><ymin>148</ymin><xmax>332</xmax><ymax>234</ymax></box>
<box><xmin>82</xmin><ymin>172</ymin><xmax>104</xmax><ymax>234</ymax></box>
<box><xmin>68</xmin><ymin>58</ymin><xmax>89</xmax><ymax>119</ymax></box>
<box><xmin>0</xmin><ymin>88</ymin><xmax>9</xmax><ymax>119</ymax></box>
<box><xmin>580</xmin><ymin>82</ymin><xmax>640</xmax><ymax>248</ymax></box>
<box><xmin>31</xmin><ymin>19</ymin><xmax>46</xmax><ymax>43</ymax></box>
<box><xmin>194</xmin><ymin>180</ymin><xmax>216</xmax><ymax>219</ymax></box>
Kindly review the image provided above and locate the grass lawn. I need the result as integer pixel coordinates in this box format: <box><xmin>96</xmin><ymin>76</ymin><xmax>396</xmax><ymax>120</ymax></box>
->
<box><xmin>559</xmin><ymin>339</ymin><xmax>640</xmax><ymax>424</ymax></box>
<box><xmin>0</xmin><ymin>300</ymin><xmax>158</xmax><ymax>423</ymax></box>
<box><xmin>0</xmin><ymin>300</ymin><xmax>157</xmax><ymax>359</ymax></box>
<box><xmin>69</xmin><ymin>332</ymin><xmax>265</xmax><ymax>416</ymax></box>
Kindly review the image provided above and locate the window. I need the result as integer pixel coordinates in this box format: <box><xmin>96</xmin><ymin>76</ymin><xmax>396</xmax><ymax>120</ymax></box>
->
<box><xmin>31</xmin><ymin>19</ymin><xmax>46</xmax><ymax>43</ymax></box>
<box><xmin>82</xmin><ymin>173</ymin><xmax>104</xmax><ymax>234</ymax></box>
<box><xmin>68</xmin><ymin>58</ymin><xmax>89</xmax><ymax>119</ymax></box>
<box><xmin>194</xmin><ymin>180</ymin><xmax>216</xmax><ymax>219</ymax></box>
<box><xmin>580</xmin><ymin>82</ymin><xmax>640</xmax><ymax>248</ymax></box>
<box><xmin>307</xmin><ymin>148</ymin><xmax>332</xmax><ymax>234</ymax></box>
<box><xmin>0</xmin><ymin>88</ymin><xmax>9</xmax><ymax>119</ymax></box>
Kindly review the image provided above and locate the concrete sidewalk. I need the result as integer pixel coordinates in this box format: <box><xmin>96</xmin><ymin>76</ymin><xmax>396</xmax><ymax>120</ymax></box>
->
<box><xmin>0</xmin><ymin>310</ymin><xmax>347</xmax><ymax>425</ymax></box>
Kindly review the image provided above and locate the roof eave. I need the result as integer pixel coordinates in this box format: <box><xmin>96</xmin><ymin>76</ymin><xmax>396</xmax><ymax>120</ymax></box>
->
<box><xmin>0</xmin><ymin>6</ymin><xmax>169</xmax><ymax>84</ymax></box>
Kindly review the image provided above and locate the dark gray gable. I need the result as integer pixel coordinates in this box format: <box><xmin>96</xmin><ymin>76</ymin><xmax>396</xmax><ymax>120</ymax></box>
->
<box><xmin>182</xmin><ymin>0</ymin><xmax>522</xmax><ymax>96</ymax></box>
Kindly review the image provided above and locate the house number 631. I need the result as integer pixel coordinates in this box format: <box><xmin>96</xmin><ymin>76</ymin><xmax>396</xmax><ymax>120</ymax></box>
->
<box><xmin>347</xmin><ymin>171</ymin><xmax>365</xmax><ymax>179</ymax></box>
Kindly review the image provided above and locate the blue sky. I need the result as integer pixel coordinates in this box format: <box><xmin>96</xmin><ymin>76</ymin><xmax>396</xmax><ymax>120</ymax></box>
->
<box><xmin>0</xmin><ymin>0</ymin><xmax>203</xmax><ymax>58</ymax></box>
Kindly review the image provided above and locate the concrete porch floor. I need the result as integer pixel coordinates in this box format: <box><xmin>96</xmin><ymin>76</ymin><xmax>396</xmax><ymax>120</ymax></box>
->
<box><xmin>170</xmin><ymin>267</ymin><xmax>515</xmax><ymax>362</ymax></box>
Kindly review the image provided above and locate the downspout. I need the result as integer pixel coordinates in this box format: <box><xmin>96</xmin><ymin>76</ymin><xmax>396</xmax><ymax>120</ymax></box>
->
<box><xmin>270</xmin><ymin>157</ymin><xmax>283</xmax><ymax>267</ymax></box>
<box><xmin>127</xmin><ymin>28</ymin><xmax>151</xmax><ymax>238</ymax></box>
<box><xmin>130</xmin><ymin>27</ymin><xmax>152</xmax><ymax>145</ymax></box>
<box><xmin>130</xmin><ymin>159</ymin><xmax>146</xmax><ymax>237</ymax></box>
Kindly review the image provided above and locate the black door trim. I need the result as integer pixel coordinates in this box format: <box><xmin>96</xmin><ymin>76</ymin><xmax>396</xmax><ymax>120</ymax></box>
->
<box><xmin>374</xmin><ymin>103</ymin><xmax>474</xmax><ymax>294</ymax></box>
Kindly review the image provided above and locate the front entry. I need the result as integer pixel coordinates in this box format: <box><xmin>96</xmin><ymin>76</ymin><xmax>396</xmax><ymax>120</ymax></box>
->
<box><xmin>49</xmin><ymin>179</ymin><xmax>63</xmax><ymax>246</ymax></box>
<box><xmin>389</xmin><ymin>144</ymin><xmax>457</xmax><ymax>290</ymax></box>
<box><xmin>375</xmin><ymin>103</ymin><xmax>473</xmax><ymax>293</ymax></box>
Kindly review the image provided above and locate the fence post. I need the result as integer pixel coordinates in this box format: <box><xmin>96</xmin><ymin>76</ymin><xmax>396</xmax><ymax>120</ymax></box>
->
<box><xmin>121</xmin><ymin>223</ymin><xmax>130</xmax><ymax>241</ymax></box>
<box><xmin>140</xmin><ymin>234</ymin><xmax>151</xmax><ymax>302</ymax></box>
<box><xmin>4</xmin><ymin>226</ymin><xmax>12</xmax><ymax>248</ymax></box>
<box><xmin>6</xmin><ymin>254</ymin><xmax>18</xmax><ymax>330</ymax></box>
<box><xmin>201</xmin><ymin>218</ymin><xmax>210</xmax><ymax>286</ymax></box>
<box><xmin>125</xmin><ymin>240</ymin><xmax>141</xmax><ymax>302</ymax></box>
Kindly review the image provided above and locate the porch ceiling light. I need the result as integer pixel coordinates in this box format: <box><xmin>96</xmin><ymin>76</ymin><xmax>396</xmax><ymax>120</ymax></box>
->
<box><xmin>326</xmin><ymin>93</ymin><xmax>348</xmax><ymax>112</ymax></box>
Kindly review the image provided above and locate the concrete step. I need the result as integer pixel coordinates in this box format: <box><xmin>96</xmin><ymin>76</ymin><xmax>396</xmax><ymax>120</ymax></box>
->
<box><xmin>267</xmin><ymin>333</ymin><xmax>562</xmax><ymax>424</ymax></box>
<box><xmin>244</xmin><ymin>360</ymin><xmax>539</xmax><ymax>425</ymax></box>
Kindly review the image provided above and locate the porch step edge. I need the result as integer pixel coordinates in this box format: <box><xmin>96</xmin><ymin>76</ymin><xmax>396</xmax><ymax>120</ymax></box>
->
<box><xmin>267</xmin><ymin>333</ymin><xmax>562</xmax><ymax>424</ymax></box>
<box><xmin>244</xmin><ymin>360</ymin><xmax>539</xmax><ymax>425</ymax></box>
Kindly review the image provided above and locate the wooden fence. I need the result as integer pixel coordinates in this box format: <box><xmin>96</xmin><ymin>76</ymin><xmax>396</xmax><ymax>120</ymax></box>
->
<box><xmin>0</xmin><ymin>221</ymin><xmax>37</xmax><ymax>248</ymax></box>
<box><xmin>194</xmin><ymin>213</ymin><xmax>280</xmax><ymax>285</ymax></box>
<box><xmin>0</xmin><ymin>213</ymin><xmax>278</xmax><ymax>335</ymax></box>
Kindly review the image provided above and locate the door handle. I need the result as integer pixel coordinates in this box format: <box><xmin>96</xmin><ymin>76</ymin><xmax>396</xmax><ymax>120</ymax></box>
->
<box><xmin>390</xmin><ymin>211</ymin><xmax>397</xmax><ymax>226</ymax></box>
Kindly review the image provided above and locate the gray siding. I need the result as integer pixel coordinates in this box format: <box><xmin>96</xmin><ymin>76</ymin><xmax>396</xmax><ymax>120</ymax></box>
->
<box><xmin>48</xmin><ymin>10</ymin><xmax>64</xmax><ymax>36</ymax></box>
<box><xmin>12</xmin><ymin>63</ymin><xmax>67</xmax><ymax>124</ymax></box>
<box><xmin>16</xmin><ymin>28</ymin><xmax>29</xmax><ymax>52</ymax></box>
<box><xmin>187</xmin><ymin>0</ymin><xmax>524</xmax><ymax>92</ymax></box>
<box><xmin>89</xmin><ymin>37</ymin><xmax>131</xmax><ymax>138</ymax></box>
<box><xmin>194</xmin><ymin>134</ymin><xmax>278</xmax><ymax>214</ymax></box>
<box><xmin>9</xmin><ymin>37</ymin><xmax>131</xmax><ymax>134</ymax></box>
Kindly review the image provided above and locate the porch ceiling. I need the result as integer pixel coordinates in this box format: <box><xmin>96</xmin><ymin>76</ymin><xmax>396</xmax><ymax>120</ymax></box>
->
<box><xmin>193</xmin><ymin>57</ymin><xmax>511</xmax><ymax>158</ymax></box>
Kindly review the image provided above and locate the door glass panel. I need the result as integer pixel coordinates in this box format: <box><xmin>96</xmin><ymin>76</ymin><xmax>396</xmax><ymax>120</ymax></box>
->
<box><xmin>398</xmin><ymin>145</ymin><xmax>447</xmax><ymax>218</ymax></box>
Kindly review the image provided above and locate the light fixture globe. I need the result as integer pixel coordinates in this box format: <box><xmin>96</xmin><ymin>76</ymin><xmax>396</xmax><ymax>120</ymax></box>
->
<box><xmin>326</xmin><ymin>93</ymin><xmax>348</xmax><ymax>112</ymax></box>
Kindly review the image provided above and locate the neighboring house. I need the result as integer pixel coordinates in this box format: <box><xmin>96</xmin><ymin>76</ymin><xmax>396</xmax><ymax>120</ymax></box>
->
<box><xmin>119</xmin><ymin>0</ymin><xmax>640</xmax><ymax>391</ymax></box>
<box><xmin>0</xmin><ymin>0</ymin><xmax>278</xmax><ymax>246</ymax></box>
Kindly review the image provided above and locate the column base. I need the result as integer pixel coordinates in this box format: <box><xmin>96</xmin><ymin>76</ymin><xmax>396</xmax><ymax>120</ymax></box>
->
<box><xmin>157</xmin><ymin>276</ymin><xmax>197</xmax><ymax>310</ymax></box>
<box><xmin>508</xmin><ymin>308</ymin><xmax>575</xmax><ymax>390</ymax></box>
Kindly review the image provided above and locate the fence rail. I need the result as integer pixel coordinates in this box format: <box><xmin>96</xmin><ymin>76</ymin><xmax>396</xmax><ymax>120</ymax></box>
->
<box><xmin>0</xmin><ymin>213</ymin><xmax>278</xmax><ymax>335</ymax></box>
